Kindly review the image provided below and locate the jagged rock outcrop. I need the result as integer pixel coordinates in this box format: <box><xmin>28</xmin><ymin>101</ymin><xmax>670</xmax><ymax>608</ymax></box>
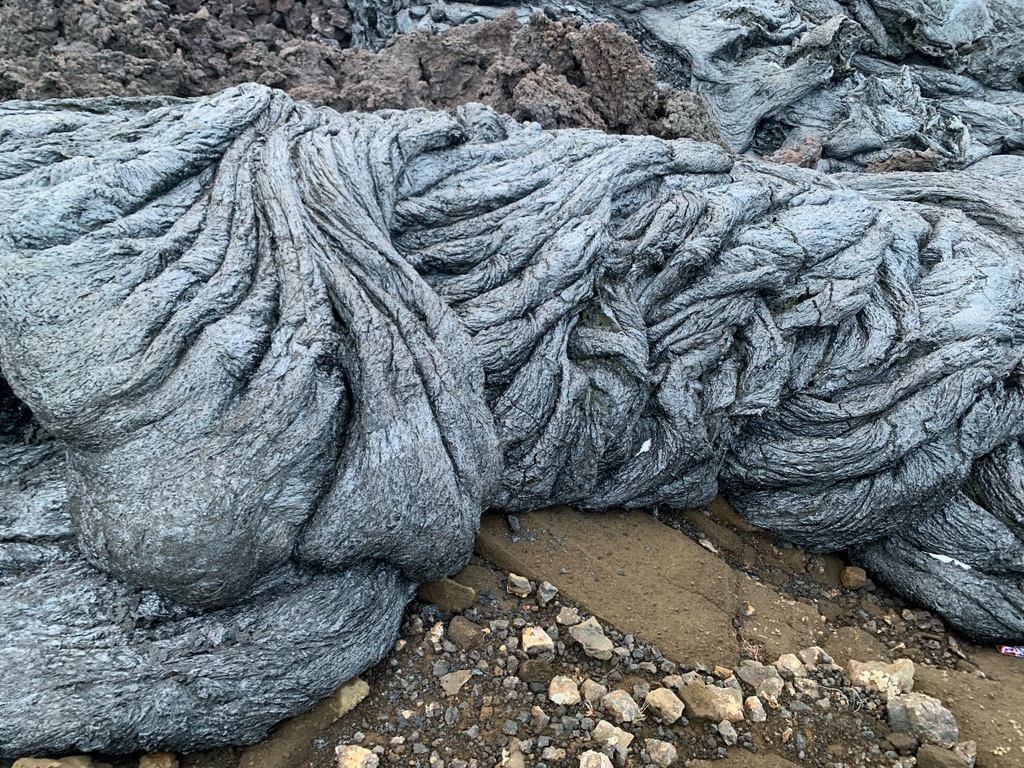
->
<box><xmin>2</xmin><ymin>84</ymin><xmax>1024</xmax><ymax>755</ymax></box>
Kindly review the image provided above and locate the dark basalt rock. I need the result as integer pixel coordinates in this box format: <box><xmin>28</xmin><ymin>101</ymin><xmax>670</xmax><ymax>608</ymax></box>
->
<box><xmin>1</xmin><ymin>84</ymin><xmax>1024</xmax><ymax>755</ymax></box>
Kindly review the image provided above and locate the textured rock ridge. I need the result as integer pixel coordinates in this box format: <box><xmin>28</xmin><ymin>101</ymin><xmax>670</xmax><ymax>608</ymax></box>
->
<box><xmin>2</xmin><ymin>84</ymin><xmax>1024</xmax><ymax>753</ymax></box>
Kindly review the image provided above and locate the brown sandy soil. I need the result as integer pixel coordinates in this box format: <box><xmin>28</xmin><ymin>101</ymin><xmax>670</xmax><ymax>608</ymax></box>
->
<box><xmin>16</xmin><ymin>499</ymin><xmax>1022</xmax><ymax>768</ymax></box>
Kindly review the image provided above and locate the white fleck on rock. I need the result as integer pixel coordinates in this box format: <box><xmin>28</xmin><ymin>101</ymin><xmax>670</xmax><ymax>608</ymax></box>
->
<box><xmin>579</xmin><ymin>750</ymin><xmax>613</xmax><ymax>768</ymax></box>
<box><xmin>601</xmin><ymin>690</ymin><xmax>640</xmax><ymax>723</ymax></box>
<box><xmin>644</xmin><ymin>687</ymin><xmax>685</xmax><ymax>724</ymax></box>
<box><xmin>537</xmin><ymin>581</ymin><xmax>558</xmax><ymax>606</ymax></box>
<box><xmin>717</xmin><ymin>719</ymin><xmax>738</xmax><ymax>746</ymax></box>
<box><xmin>439</xmin><ymin>669</ymin><xmax>473</xmax><ymax>696</ymax></box>
<box><xmin>745</xmin><ymin>695</ymin><xmax>767</xmax><ymax>722</ymax></box>
<box><xmin>645</xmin><ymin>738</ymin><xmax>678</xmax><ymax>767</ymax></box>
<box><xmin>888</xmin><ymin>692</ymin><xmax>959</xmax><ymax>748</ymax></box>
<box><xmin>581</xmin><ymin>678</ymin><xmax>608</xmax><ymax>704</ymax></box>
<box><xmin>569</xmin><ymin>617</ymin><xmax>614</xmax><ymax>660</ymax></box>
<box><xmin>521</xmin><ymin>627</ymin><xmax>555</xmax><ymax>654</ymax></box>
<box><xmin>548</xmin><ymin>675</ymin><xmax>581</xmax><ymax>706</ymax></box>
<box><xmin>847</xmin><ymin>659</ymin><xmax>915</xmax><ymax>699</ymax></box>
<box><xmin>506</xmin><ymin>573</ymin><xmax>532</xmax><ymax>598</ymax></box>
<box><xmin>774</xmin><ymin>653</ymin><xmax>808</xmax><ymax>679</ymax></box>
<box><xmin>336</xmin><ymin>745</ymin><xmax>380</xmax><ymax>768</ymax></box>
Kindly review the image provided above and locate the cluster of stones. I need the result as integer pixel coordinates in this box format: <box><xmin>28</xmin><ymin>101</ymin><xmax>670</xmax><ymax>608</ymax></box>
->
<box><xmin>330</xmin><ymin>569</ymin><xmax>986</xmax><ymax>768</ymax></box>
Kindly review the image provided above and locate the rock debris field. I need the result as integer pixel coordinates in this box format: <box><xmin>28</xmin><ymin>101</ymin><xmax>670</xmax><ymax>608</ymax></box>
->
<box><xmin>6</xmin><ymin>504</ymin><xmax>1024</xmax><ymax>768</ymax></box>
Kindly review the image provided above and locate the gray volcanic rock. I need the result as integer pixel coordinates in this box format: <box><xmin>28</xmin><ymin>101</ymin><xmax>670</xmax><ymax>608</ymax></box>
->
<box><xmin>2</xmin><ymin>83</ymin><xmax>1024</xmax><ymax>754</ymax></box>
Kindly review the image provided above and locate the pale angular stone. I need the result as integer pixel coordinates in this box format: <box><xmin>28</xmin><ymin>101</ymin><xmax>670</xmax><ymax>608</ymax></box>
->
<box><xmin>439</xmin><ymin>669</ymin><xmax>473</xmax><ymax>696</ymax></box>
<box><xmin>542</xmin><ymin>747</ymin><xmax>567</xmax><ymax>761</ymax></box>
<box><xmin>592</xmin><ymin>719</ymin><xmax>634</xmax><ymax>763</ymax></box>
<box><xmin>581</xmin><ymin>678</ymin><xmax>608</xmax><ymax>704</ymax></box>
<box><xmin>645</xmin><ymin>739</ymin><xmax>678</xmax><ymax>767</ymax></box>
<box><xmin>798</xmin><ymin>646</ymin><xmax>835</xmax><ymax>670</ymax></box>
<box><xmin>644</xmin><ymin>687</ymin><xmax>685</xmax><ymax>724</ymax></box>
<box><xmin>579</xmin><ymin>750</ymin><xmax>614</xmax><ymax>768</ymax></box>
<box><xmin>888</xmin><ymin>692</ymin><xmax>959</xmax><ymax>748</ymax></box>
<box><xmin>556</xmin><ymin>606</ymin><xmax>582</xmax><ymax>625</ymax></box>
<box><xmin>521</xmin><ymin>626</ymin><xmax>555</xmax><ymax>654</ymax></box>
<box><xmin>794</xmin><ymin>677</ymin><xmax>819</xmax><ymax>697</ymax></box>
<box><xmin>569</xmin><ymin>617</ymin><xmax>614</xmax><ymax>660</ymax></box>
<box><xmin>537</xmin><ymin>581</ymin><xmax>558</xmax><ymax>606</ymax></box>
<box><xmin>745</xmin><ymin>695</ymin><xmax>767</xmax><ymax>722</ymax></box>
<box><xmin>735</xmin><ymin>660</ymin><xmax>785</xmax><ymax>705</ymax></box>
<box><xmin>717</xmin><ymin>719</ymin><xmax>738</xmax><ymax>746</ymax></box>
<box><xmin>335</xmin><ymin>745</ymin><xmax>380</xmax><ymax>768</ymax></box>
<box><xmin>677</xmin><ymin>681</ymin><xmax>744</xmax><ymax>722</ymax></box>
<box><xmin>548</xmin><ymin>675</ymin><xmax>581</xmax><ymax>705</ymax></box>
<box><xmin>847</xmin><ymin>659</ymin><xmax>915</xmax><ymax>698</ymax></box>
<box><xmin>507</xmin><ymin>573</ymin><xmax>532</xmax><ymax>598</ymax></box>
<box><xmin>661</xmin><ymin>674</ymin><xmax>684</xmax><ymax>690</ymax></box>
<box><xmin>775</xmin><ymin>653</ymin><xmax>808</xmax><ymax>679</ymax></box>
<box><xmin>601</xmin><ymin>689</ymin><xmax>640</xmax><ymax>723</ymax></box>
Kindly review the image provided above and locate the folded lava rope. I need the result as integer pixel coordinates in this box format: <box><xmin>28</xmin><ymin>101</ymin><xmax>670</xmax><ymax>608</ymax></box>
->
<box><xmin>1</xmin><ymin>84</ymin><xmax>1023</xmax><ymax>754</ymax></box>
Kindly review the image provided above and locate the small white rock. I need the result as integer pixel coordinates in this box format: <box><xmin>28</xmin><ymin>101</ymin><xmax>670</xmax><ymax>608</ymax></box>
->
<box><xmin>581</xmin><ymin>678</ymin><xmax>608</xmax><ymax>704</ymax></box>
<box><xmin>548</xmin><ymin>675</ymin><xmax>581</xmax><ymax>706</ymax></box>
<box><xmin>556</xmin><ymin>606</ymin><xmax>581</xmax><ymax>625</ymax></box>
<box><xmin>645</xmin><ymin>738</ymin><xmax>678</xmax><ymax>767</ymax></box>
<box><xmin>569</xmin><ymin>617</ymin><xmax>614</xmax><ymax>660</ymax></box>
<box><xmin>846</xmin><ymin>659</ymin><xmax>915</xmax><ymax>699</ymax></box>
<box><xmin>745</xmin><ymin>695</ymin><xmax>767</xmax><ymax>723</ymax></box>
<box><xmin>336</xmin><ymin>745</ymin><xmax>380</xmax><ymax>768</ymax></box>
<box><xmin>798</xmin><ymin>645</ymin><xmax>835</xmax><ymax>670</ymax></box>
<box><xmin>601</xmin><ymin>690</ymin><xmax>640</xmax><ymax>723</ymax></box>
<box><xmin>521</xmin><ymin>626</ymin><xmax>555</xmax><ymax>654</ymax></box>
<box><xmin>644</xmin><ymin>688</ymin><xmax>685</xmax><ymax>724</ymax></box>
<box><xmin>579</xmin><ymin>750</ymin><xmax>613</xmax><ymax>768</ymax></box>
<box><xmin>775</xmin><ymin>653</ymin><xmax>808</xmax><ymax>679</ymax></box>
<box><xmin>592</xmin><ymin>720</ymin><xmax>634</xmax><ymax>763</ymax></box>
<box><xmin>506</xmin><ymin>573</ymin><xmax>532</xmax><ymax>598</ymax></box>
<box><xmin>439</xmin><ymin>669</ymin><xmax>473</xmax><ymax>696</ymax></box>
